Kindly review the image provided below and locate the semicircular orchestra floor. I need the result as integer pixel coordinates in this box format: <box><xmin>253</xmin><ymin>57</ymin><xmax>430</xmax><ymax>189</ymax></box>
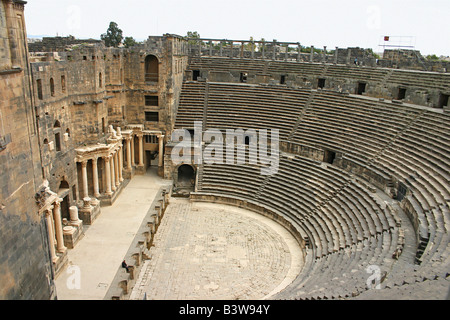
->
<box><xmin>129</xmin><ymin>198</ymin><xmax>304</xmax><ymax>300</ymax></box>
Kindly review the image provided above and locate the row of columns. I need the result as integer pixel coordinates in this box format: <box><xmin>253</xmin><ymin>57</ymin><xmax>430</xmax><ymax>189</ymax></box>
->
<box><xmin>80</xmin><ymin>145</ymin><xmax>124</xmax><ymax>199</ymax></box>
<box><xmin>193</xmin><ymin>40</ymin><xmax>347</xmax><ymax>64</ymax></box>
<box><xmin>124</xmin><ymin>133</ymin><xmax>165</xmax><ymax>170</ymax></box>
<box><xmin>125</xmin><ymin>133</ymin><xmax>145</xmax><ymax>169</ymax></box>
<box><xmin>78</xmin><ymin>132</ymin><xmax>165</xmax><ymax>200</ymax></box>
<box><xmin>44</xmin><ymin>200</ymin><xmax>66</xmax><ymax>263</ymax></box>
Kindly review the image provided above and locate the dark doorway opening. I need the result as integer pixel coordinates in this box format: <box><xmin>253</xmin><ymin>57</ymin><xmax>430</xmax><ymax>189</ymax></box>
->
<box><xmin>175</xmin><ymin>165</ymin><xmax>196</xmax><ymax>197</ymax></box>
<box><xmin>61</xmin><ymin>195</ymin><xmax>70</xmax><ymax>221</ymax></box>
<box><xmin>357</xmin><ymin>82</ymin><xmax>366</xmax><ymax>95</ymax></box>
<box><xmin>280</xmin><ymin>75</ymin><xmax>286</xmax><ymax>85</ymax></box>
<box><xmin>323</xmin><ymin>149</ymin><xmax>336</xmax><ymax>164</ymax></box>
<box><xmin>240</xmin><ymin>72</ymin><xmax>248</xmax><ymax>83</ymax></box>
<box><xmin>318</xmin><ymin>78</ymin><xmax>326</xmax><ymax>89</ymax></box>
<box><xmin>193</xmin><ymin>70</ymin><xmax>200</xmax><ymax>81</ymax></box>
<box><xmin>397</xmin><ymin>87</ymin><xmax>407</xmax><ymax>100</ymax></box>
<box><xmin>396</xmin><ymin>182</ymin><xmax>407</xmax><ymax>201</ymax></box>
<box><xmin>178</xmin><ymin>165</ymin><xmax>195</xmax><ymax>185</ymax></box>
<box><xmin>146</xmin><ymin>150</ymin><xmax>158</xmax><ymax>168</ymax></box>
<box><xmin>438</xmin><ymin>93</ymin><xmax>449</xmax><ymax>109</ymax></box>
<box><xmin>58</xmin><ymin>180</ymin><xmax>70</xmax><ymax>221</ymax></box>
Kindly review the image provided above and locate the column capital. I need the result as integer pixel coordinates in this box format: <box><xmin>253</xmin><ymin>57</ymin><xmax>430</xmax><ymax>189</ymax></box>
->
<box><xmin>53</xmin><ymin>199</ymin><xmax>63</xmax><ymax>208</ymax></box>
<box><xmin>45</xmin><ymin>206</ymin><xmax>54</xmax><ymax>216</ymax></box>
<box><xmin>81</xmin><ymin>160</ymin><xmax>88</xmax><ymax>167</ymax></box>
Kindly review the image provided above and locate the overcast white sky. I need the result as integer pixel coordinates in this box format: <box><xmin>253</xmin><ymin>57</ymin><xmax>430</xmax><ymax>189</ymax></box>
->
<box><xmin>24</xmin><ymin>0</ymin><xmax>449</xmax><ymax>56</ymax></box>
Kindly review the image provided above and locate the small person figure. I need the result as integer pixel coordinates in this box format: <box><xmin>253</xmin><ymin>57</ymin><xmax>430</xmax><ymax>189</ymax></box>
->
<box><xmin>122</xmin><ymin>260</ymin><xmax>130</xmax><ymax>272</ymax></box>
<box><xmin>354</xmin><ymin>58</ymin><xmax>358</xmax><ymax>65</ymax></box>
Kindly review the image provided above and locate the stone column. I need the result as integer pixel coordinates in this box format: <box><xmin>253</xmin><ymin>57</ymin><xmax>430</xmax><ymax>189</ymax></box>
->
<box><xmin>114</xmin><ymin>151</ymin><xmax>120</xmax><ymax>187</ymax></box>
<box><xmin>158</xmin><ymin>135</ymin><xmax>165</xmax><ymax>168</ymax></box>
<box><xmin>334</xmin><ymin>47</ymin><xmax>338</xmax><ymax>64</ymax></box>
<box><xmin>230</xmin><ymin>41</ymin><xmax>233</xmax><ymax>58</ymax></box>
<box><xmin>119</xmin><ymin>145</ymin><xmax>124</xmax><ymax>182</ymax></box>
<box><xmin>251</xmin><ymin>41</ymin><xmax>255</xmax><ymax>59</ymax></box>
<box><xmin>310</xmin><ymin>46</ymin><xmax>314</xmax><ymax>62</ymax></box>
<box><xmin>104</xmin><ymin>156</ymin><xmax>113</xmax><ymax>195</ymax></box>
<box><xmin>138</xmin><ymin>134</ymin><xmax>144</xmax><ymax>167</ymax></box>
<box><xmin>272</xmin><ymin>40</ymin><xmax>276</xmax><ymax>60</ymax></box>
<box><xmin>53</xmin><ymin>200</ymin><xmax>67</xmax><ymax>253</ymax></box>
<box><xmin>262</xmin><ymin>41</ymin><xmax>265</xmax><ymax>60</ymax></box>
<box><xmin>131</xmin><ymin>135</ymin><xmax>135</xmax><ymax>166</ymax></box>
<box><xmin>126</xmin><ymin>138</ymin><xmax>132</xmax><ymax>170</ymax></box>
<box><xmin>297</xmin><ymin>43</ymin><xmax>301</xmax><ymax>62</ymax></box>
<box><xmin>323</xmin><ymin>46</ymin><xmax>327</xmax><ymax>63</ymax></box>
<box><xmin>69</xmin><ymin>206</ymin><xmax>82</xmax><ymax>226</ymax></box>
<box><xmin>110</xmin><ymin>152</ymin><xmax>116</xmax><ymax>191</ymax></box>
<box><xmin>81</xmin><ymin>160</ymin><xmax>89</xmax><ymax>199</ymax></box>
<box><xmin>45</xmin><ymin>208</ymin><xmax>57</xmax><ymax>263</ymax></box>
<box><xmin>92</xmin><ymin>157</ymin><xmax>100</xmax><ymax>198</ymax></box>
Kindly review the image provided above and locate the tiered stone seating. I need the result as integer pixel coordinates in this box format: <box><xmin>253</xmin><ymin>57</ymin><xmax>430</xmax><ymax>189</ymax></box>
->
<box><xmin>387</xmin><ymin>69</ymin><xmax>450</xmax><ymax>91</ymax></box>
<box><xmin>175</xmin><ymin>73</ymin><xmax>449</xmax><ymax>298</ymax></box>
<box><xmin>291</xmin><ymin>90</ymin><xmax>423</xmax><ymax>163</ymax></box>
<box><xmin>198</xmin><ymin>148</ymin><xmax>399</xmax><ymax>285</ymax></box>
<box><xmin>206</xmin><ymin>82</ymin><xmax>309</xmax><ymax>140</ymax></box>
<box><xmin>189</xmin><ymin>56</ymin><xmax>265</xmax><ymax>73</ymax></box>
<box><xmin>266</xmin><ymin>61</ymin><xmax>326</xmax><ymax>78</ymax></box>
<box><xmin>370</xmin><ymin>110</ymin><xmax>450</xmax><ymax>266</ymax></box>
<box><xmin>174</xmin><ymin>81</ymin><xmax>206</xmax><ymax>129</ymax></box>
<box><xmin>324</xmin><ymin>64</ymin><xmax>389</xmax><ymax>83</ymax></box>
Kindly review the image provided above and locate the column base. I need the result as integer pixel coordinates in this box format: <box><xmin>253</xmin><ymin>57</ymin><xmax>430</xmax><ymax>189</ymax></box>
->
<box><xmin>123</xmin><ymin>167</ymin><xmax>135</xmax><ymax>180</ymax></box>
<box><xmin>135</xmin><ymin>165</ymin><xmax>146</xmax><ymax>175</ymax></box>
<box><xmin>64</xmin><ymin>223</ymin><xmax>84</xmax><ymax>249</ymax></box>
<box><xmin>78</xmin><ymin>201</ymin><xmax>101</xmax><ymax>225</ymax></box>
<box><xmin>53</xmin><ymin>250</ymin><xmax>69</xmax><ymax>278</ymax></box>
<box><xmin>158</xmin><ymin>166</ymin><xmax>164</xmax><ymax>177</ymax></box>
<box><xmin>98</xmin><ymin>179</ymin><xmax>129</xmax><ymax>207</ymax></box>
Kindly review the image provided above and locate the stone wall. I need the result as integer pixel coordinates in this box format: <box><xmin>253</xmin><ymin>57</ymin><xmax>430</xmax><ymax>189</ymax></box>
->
<box><xmin>28</xmin><ymin>36</ymin><xmax>101</xmax><ymax>53</ymax></box>
<box><xmin>0</xmin><ymin>0</ymin><xmax>57</xmax><ymax>300</ymax></box>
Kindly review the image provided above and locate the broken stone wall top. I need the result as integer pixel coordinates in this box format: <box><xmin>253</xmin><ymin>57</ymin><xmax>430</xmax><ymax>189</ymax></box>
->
<box><xmin>28</xmin><ymin>36</ymin><xmax>102</xmax><ymax>53</ymax></box>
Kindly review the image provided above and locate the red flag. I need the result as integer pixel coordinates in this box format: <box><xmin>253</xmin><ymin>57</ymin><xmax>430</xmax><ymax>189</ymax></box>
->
<box><xmin>384</xmin><ymin>36</ymin><xmax>390</xmax><ymax>41</ymax></box>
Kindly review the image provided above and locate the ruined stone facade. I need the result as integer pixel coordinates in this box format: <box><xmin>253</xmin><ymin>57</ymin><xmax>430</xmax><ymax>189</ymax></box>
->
<box><xmin>0</xmin><ymin>0</ymin><xmax>57</xmax><ymax>300</ymax></box>
<box><xmin>0</xmin><ymin>1</ymin><xmax>188</xmax><ymax>299</ymax></box>
<box><xmin>1</xmin><ymin>1</ymin><xmax>449</xmax><ymax>300</ymax></box>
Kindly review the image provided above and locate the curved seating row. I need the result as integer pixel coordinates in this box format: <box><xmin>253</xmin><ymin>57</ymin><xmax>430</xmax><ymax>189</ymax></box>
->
<box><xmin>174</xmin><ymin>78</ymin><xmax>450</xmax><ymax>299</ymax></box>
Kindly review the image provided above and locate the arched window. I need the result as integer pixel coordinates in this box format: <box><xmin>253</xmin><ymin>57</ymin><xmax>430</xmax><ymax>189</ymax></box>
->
<box><xmin>145</xmin><ymin>55</ymin><xmax>159</xmax><ymax>82</ymax></box>
<box><xmin>54</xmin><ymin>120</ymin><xmax>61</xmax><ymax>152</ymax></box>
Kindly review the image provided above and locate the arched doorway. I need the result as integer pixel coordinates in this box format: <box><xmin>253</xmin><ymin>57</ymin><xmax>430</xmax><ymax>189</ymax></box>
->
<box><xmin>178</xmin><ymin>164</ymin><xmax>195</xmax><ymax>186</ymax></box>
<box><xmin>58</xmin><ymin>180</ymin><xmax>71</xmax><ymax>221</ymax></box>
<box><xmin>145</xmin><ymin>55</ymin><xmax>159</xmax><ymax>82</ymax></box>
<box><xmin>175</xmin><ymin>165</ymin><xmax>196</xmax><ymax>197</ymax></box>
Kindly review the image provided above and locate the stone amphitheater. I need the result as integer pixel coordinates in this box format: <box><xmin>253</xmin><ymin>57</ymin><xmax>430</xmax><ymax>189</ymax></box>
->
<box><xmin>0</xmin><ymin>0</ymin><xmax>449</xmax><ymax>300</ymax></box>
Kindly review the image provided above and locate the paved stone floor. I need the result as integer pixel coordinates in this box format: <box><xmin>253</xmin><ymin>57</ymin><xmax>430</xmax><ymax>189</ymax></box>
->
<box><xmin>54</xmin><ymin>168</ymin><xmax>171</xmax><ymax>300</ymax></box>
<box><xmin>129</xmin><ymin>199</ymin><xmax>304</xmax><ymax>300</ymax></box>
